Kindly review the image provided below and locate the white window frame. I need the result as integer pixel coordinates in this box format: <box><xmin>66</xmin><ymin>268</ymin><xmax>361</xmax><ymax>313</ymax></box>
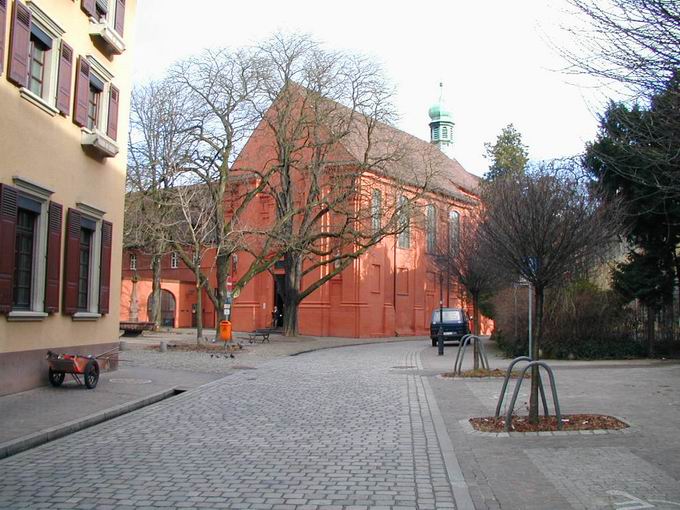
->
<box><xmin>129</xmin><ymin>253</ymin><xmax>137</xmax><ymax>270</ymax></box>
<box><xmin>72</xmin><ymin>202</ymin><xmax>105</xmax><ymax>320</ymax></box>
<box><xmin>19</xmin><ymin>3</ymin><xmax>66</xmax><ymax>116</ymax></box>
<box><xmin>80</xmin><ymin>56</ymin><xmax>119</xmax><ymax>157</ymax></box>
<box><xmin>7</xmin><ymin>177</ymin><xmax>54</xmax><ymax>321</ymax></box>
<box><xmin>170</xmin><ymin>252</ymin><xmax>179</xmax><ymax>269</ymax></box>
<box><xmin>85</xmin><ymin>55</ymin><xmax>113</xmax><ymax>134</ymax></box>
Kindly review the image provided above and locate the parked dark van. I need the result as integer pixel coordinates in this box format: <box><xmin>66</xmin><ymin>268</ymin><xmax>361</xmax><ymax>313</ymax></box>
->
<box><xmin>430</xmin><ymin>308</ymin><xmax>469</xmax><ymax>346</ymax></box>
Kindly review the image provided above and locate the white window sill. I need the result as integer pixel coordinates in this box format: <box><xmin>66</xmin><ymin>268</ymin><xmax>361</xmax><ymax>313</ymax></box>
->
<box><xmin>19</xmin><ymin>88</ymin><xmax>59</xmax><ymax>117</ymax></box>
<box><xmin>7</xmin><ymin>311</ymin><xmax>49</xmax><ymax>322</ymax></box>
<box><xmin>89</xmin><ymin>20</ymin><xmax>126</xmax><ymax>54</ymax></box>
<box><xmin>72</xmin><ymin>312</ymin><xmax>102</xmax><ymax>321</ymax></box>
<box><xmin>81</xmin><ymin>128</ymin><xmax>119</xmax><ymax>158</ymax></box>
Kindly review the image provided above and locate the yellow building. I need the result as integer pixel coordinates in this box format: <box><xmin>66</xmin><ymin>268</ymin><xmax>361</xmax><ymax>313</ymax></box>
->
<box><xmin>0</xmin><ymin>0</ymin><xmax>136</xmax><ymax>395</ymax></box>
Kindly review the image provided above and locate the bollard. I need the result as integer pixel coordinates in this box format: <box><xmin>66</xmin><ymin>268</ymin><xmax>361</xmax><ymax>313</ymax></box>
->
<box><xmin>119</xmin><ymin>340</ymin><xmax>128</xmax><ymax>351</ymax></box>
<box><xmin>160</xmin><ymin>341</ymin><xmax>167</xmax><ymax>353</ymax></box>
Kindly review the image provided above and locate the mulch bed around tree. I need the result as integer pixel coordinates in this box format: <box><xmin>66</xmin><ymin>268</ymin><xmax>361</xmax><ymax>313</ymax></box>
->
<box><xmin>470</xmin><ymin>414</ymin><xmax>629</xmax><ymax>432</ymax></box>
<box><xmin>150</xmin><ymin>343</ymin><xmax>244</xmax><ymax>353</ymax></box>
<box><xmin>441</xmin><ymin>368</ymin><xmax>529</xmax><ymax>378</ymax></box>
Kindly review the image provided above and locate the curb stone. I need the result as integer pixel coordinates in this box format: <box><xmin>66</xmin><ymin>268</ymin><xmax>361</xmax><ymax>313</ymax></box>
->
<box><xmin>0</xmin><ymin>388</ymin><xmax>178</xmax><ymax>460</ymax></box>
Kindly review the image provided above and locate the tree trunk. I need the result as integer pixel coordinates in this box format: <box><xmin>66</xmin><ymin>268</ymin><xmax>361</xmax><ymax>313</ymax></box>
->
<box><xmin>151</xmin><ymin>254</ymin><xmax>162</xmax><ymax>330</ymax></box>
<box><xmin>646</xmin><ymin>304</ymin><xmax>656</xmax><ymax>357</ymax></box>
<box><xmin>195</xmin><ymin>267</ymin><xmax>203</xmax><ymax>345</ymax></box>
<box><xmin>472</xmin><ymin>291</ymin><xmax>480</xmax><ymax>370</ymax></box>
<box><xmin>529</xmin><ymin>286</ymin><xmax>544</xmax><ymax>424</ymax></box>
<box><xmin>282</xmin><ymin>254</ymin><xmax>302</xmax><ymax>337</ymax></box>
<box><xmin>213</xmin><ymin>253</ymin><xmax>229</xmax><ymax>339</ymax></box>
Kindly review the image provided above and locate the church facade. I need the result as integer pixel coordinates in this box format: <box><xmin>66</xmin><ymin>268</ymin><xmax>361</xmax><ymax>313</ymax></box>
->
<box><xmin>120</xmin><ymin>86</ymin><xmax>489</xmax><ymax>337</ymax></box>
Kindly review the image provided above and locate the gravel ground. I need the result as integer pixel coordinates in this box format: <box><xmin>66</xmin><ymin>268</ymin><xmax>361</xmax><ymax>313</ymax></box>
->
<box><xmin>120</xmin><ymin>329</ymin><xmax>424</xmax><ymax>374</ymax></box>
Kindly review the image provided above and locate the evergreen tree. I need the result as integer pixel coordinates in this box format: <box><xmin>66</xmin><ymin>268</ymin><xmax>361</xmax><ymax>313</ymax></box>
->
<box><xmin>483</xmin><ymin>124</ymin><xmax>529</xmax><ymax>181</ymax></box>
<box><xmin>584</xmin><ymin>75</ymin><xmax>680</xmax><ymax>353</ymax></box>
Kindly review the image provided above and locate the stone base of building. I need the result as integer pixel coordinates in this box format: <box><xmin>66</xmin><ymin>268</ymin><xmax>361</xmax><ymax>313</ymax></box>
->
<box><xmin>0</xmin><ymin>342</ymin><xmax>119</xmax><ymax>397</ymax></box>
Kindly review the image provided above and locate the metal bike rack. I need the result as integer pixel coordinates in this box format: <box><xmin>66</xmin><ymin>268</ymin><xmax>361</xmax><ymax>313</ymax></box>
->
<box><xmin>502</xmin><ymin>360</ymin><xmax>562</xmax><ymax>432</ymax></box>
<box><xmin>453</xmin><ymin>334</ymin><xmax>490</xmax><ymax>375</ymax></box>
<box><xmin>494</xmin><ymin>356</ymin><xmax>548</xmax><ymax>418</ymax></box>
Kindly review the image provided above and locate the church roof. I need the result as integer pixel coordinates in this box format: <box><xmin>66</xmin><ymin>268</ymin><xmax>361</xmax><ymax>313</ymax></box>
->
<box><xmin>234</xmin><ymin>84</ymin><xmax>480</xmax><ymax>204</ymax></box>
<box><xmin>337</xmin><ymin>114</ymin><xmax>480</xmax><ymax>202</ymax></box>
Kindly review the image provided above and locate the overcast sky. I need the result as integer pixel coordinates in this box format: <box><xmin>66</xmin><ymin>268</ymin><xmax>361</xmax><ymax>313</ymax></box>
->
<box><xmin>131</xmin><ymin>0</ymin><xmax>610</xmax><ymax>177</ymax></box>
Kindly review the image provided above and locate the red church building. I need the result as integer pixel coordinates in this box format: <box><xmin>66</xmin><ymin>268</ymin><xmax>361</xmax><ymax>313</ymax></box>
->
<box><xmin>120</xmin><ymin>86</ymin><xmax>488</xmax><ymax>337</ymax></box>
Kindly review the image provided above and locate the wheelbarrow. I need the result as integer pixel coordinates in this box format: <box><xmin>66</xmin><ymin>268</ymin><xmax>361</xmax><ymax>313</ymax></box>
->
<box><xmin>45</xmin><ymin>347</ymin><xmax>117</xmax><ymax>389</ymax></box>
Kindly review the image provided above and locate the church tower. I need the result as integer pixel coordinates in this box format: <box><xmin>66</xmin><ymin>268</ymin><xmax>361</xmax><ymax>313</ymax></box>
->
<box><xmin>428</xmin><ymin>82</ymin><xmax>455</xmax><ymax>158</ymax></box>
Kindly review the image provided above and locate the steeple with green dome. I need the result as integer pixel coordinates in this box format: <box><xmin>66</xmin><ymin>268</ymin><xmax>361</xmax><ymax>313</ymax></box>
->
<box><xmin>429</xmin><ymin>82</ymin><xmax>455</xmax><ymax>157</ymax></box>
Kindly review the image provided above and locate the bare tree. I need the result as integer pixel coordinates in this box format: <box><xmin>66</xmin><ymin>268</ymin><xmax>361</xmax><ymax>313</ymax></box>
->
<box><xmin>479</xmin><ymin>162</ymin><xmax>620</xmax><ymax>423</ymax></box>
<box><xmin>558</xmin><ymin>0</ymin><xmax>680</xmax><ymax>97</ymax></box>
<box><xmin>165</xmin><ymin>184</ymin><xmax>218</xmax><ymax>343</ymax></box>
<box><xmin>126</xmin><ymin>80</ymin><xmax>193</xmax><ymax>328</ymax></box>
<box><xmin>166</xmin><ymin>49</ymin><xmax>282</xmax><ymax>331</ymax></box>
<box><xmin>432</xmin><ymin>209</ymin><xmax>499</xmax><ymax>368</ymax></box>
<box><xmin>239</xmin><ymin>33</ymin><xmax>438</xmax><ymax>336</ymax></box>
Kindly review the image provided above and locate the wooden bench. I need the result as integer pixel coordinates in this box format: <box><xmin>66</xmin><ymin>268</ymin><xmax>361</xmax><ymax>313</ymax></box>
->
<box><xmin>245</xmin><ymin>328</ymin><xmax>274</xmax><ymax>343</ymax></box>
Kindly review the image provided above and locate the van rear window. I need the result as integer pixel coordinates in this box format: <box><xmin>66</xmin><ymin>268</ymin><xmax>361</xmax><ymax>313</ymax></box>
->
<box><xmin>432</xmin><ymin>310</ymin><xmax>463</xmax><ymax>323</ymax></box>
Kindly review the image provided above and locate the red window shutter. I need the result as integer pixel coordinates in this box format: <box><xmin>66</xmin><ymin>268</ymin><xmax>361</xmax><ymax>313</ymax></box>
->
<box><xmin>73</xmin><ymin>56</ymin><xmax>90</xmax><ymax>128</ymax></box>
<box><xmin>114</xmin><ymin>0</ymin><xmax>125</xmax><ymax>36</ymax></box>
<box><xmin>81</xmin><ymin>0</ymin><xmax>95</xmax><ymax>17</ymax></box>
<box><xmin>63</xmin><ymin>208</ymin><xmax>81</xmax><ymax>315</ymax></box>
<box><xmin>8</xmin><ymin>1</ymin><xmax>31</xmax><ymax>88</ymax></box>
<box><xmin>0</xmin><ymin>184</ymin><xmax>18</xmax><ymax>313</ymax></box>
<box><xmin>56</xmin><ymin>42</ymin><xmax>73</xmax><ymax>116</ymax></box>
<box><xmin>44</xmin><ymin>202</ymin><xmax>62</xmax><ymax>313</ymax></box>
<box><xmin>107</xmin><ymin>85</ymin><xmax>119</xmax><ymax>140</ymax></box>
<box><xmin>99</xmin><ymin>220</ymin><xmax>112</xmax><ymax>314</ymax></box>
<box><xmin>0</xmin><ymin>0</ymin><xmax>7</xmax><ymax>76</ymax></box>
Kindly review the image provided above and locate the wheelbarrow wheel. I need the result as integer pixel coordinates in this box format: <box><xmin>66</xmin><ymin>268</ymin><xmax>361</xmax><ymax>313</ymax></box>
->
<box><xmin>84</xmin><ymin>360</ymin><xmax>99</xmax><ymax>389</ymax></box>
<box><xmin>48</xmin><ymin>368</ymin><xmax>65</xmax><ymax>387</ymax></box>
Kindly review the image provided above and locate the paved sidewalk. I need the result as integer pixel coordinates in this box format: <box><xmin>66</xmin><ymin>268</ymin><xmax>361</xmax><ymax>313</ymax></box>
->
<box><xmin>422</xmin><ymin>339</ymin><xmax>680</xmax><ymax>510</ymax></box>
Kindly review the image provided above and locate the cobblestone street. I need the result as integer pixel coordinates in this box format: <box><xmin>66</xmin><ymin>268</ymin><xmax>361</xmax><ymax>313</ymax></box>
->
<box><xmin>1</xmin><ymin>339</ymin><xmax>680</xmax><ymax>510</ymax></box>
<box><xmin>0</xmin><ymin>341</ymin><xmax>469</xmax><ymax>510</ymax></box>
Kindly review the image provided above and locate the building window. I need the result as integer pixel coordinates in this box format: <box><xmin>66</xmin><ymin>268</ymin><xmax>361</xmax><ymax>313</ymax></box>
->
<box><xmin>426</xmin><ymin>204</ymin><xmax>437</xmax><ymax>254</ymax></box>
<box><xmin>28</xmin><ymin>35</ymin><xmax>48</xmax><ymax>98</ymax></box>
<box><xmin>63</xmin><ymin>206</ymin><xmax>112</xmax><ymax>318</ymax></box>
<box><xmin>87</xmin><ymin>74</ymin><xmax>104</xmax><ymax>130</ymax></box>
<box><xmin>95</xmin><ymin>0</ymin><xmax>108</xmax><ymax>22</ymax></box>
<box><xmin>170</xmin><ymin>252</ymin><xmax>179</xmax><ymax>269</ymax></box>
<box><xmin>397</xmin><ymin>195</ymin><xmax>410</xmax><ymax>249</ymax></box>
<box><xmin>371</xmin><ymin>190</ymin><xmax>381</xmax><ymax>233</ymax></box>
<box><xmin>432</xmin><ymin>126</ymin><xmax>440</xmax><ymax>141</ymax></box>
<box><xmin>129</xmin><ymin>254</ymin><xmax>136</xmax><ymax>270</ymax></box>
<box><xmin>8</xmin><ymin>4</ymin><xmax>69</xmax><ymax>116</ymax></box>
<box><xmin>0</xmin><ymin>180</ymin><xmax>59</xmax><ymax>318</ymax></box>
<box><xmin>77</xmin><ymin>225</ymin><xmax>94</xmax><ymax>311</ymax></box>
<box><xmin>13</xmin><ymin>208</ymin><xmax>38</xmax><ymax>310</ymax></box>
<box><xmin>442</xmin><ymin>126</ymin><xmax>448</xmax><ymax>139</ymax></box>
<box><xmin>449</xmin><ymin>210</ymin><xmax>460</xmax><ymax>254</ymax></box>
